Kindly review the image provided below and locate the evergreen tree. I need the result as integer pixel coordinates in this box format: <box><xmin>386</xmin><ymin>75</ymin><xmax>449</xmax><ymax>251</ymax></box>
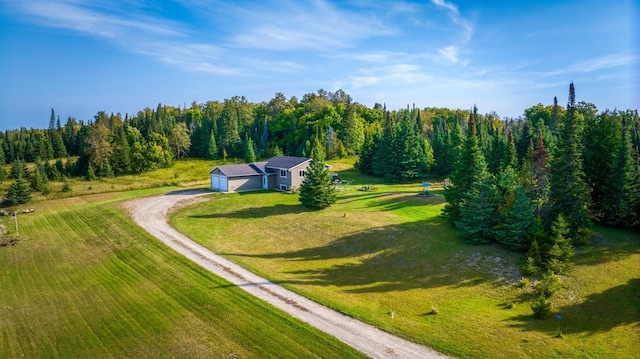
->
<box><xmin>545</xmin><ymin>215</ymin><xmax>574</xmax><ymax>274</ymax></box>
<box><xmin>110</xmin><ymin>124</ymin><xmax>131</xmax><ymax>174</ymax></box>
<box><xmin>3</xmin><ymin>175</ymin><xmax>32</xmax><ymax>205</ymax></box>
<box><xmin>244</xmin><ymin>136</ymin><xmax>256</xmax><ymax>163</ymax></box>
<box><xmin>372</xmin><ymin>122</ymin><xmax>396</xmax><ymax>178</ymax></box>
<box><xmin>206</xmin><ymin>131</ymin><xmax>218</xmax><ymax>159</ymax></box>
<box><xmin>299</xmin><ymin>149</ymin><xmax>337</xmax><ymax>209</ymax></box>
<box><xmin>354</xmin><ymin>131</ymin><xmax>377</xmax><ymax>175</ymax></box>
<box><xmin>549</xmin><ymin>83</ymin><xmax>591</xmax><ymax>242</ymax></box>
<box><xmin>30</xmin><ymin>158</ymin><xmax>49</xmax><ymax>193</ymax></box>
<box><xmin>446</xmin><ymin>111</ymin><xmax>500</xmax><ymax>243</ymax></box>
<box><xmin>599</xmin><ymin>116</ymin><xmax>635</xmax><ymax>226</ymax></box>
<box><xmin>10</xmin><ymin>159</ymin><xmax>28</xmax><ymax>179</ymax></box>
<box><xmin>397</xmin><ymin>119</ymin><xmax>428</xmax><ymax>179</ymax></box>
<box><xmin>444</xmin><ymin>111</ymin><xmax>489</xmax><ymax>221</ymax></box>
<box><xmin>86</xmin><ymin>163</ymin><xmax>96</xmax><ymax>181</ymax></box>
<box><xmin>496</xmin><ymin>186</ymin><xmax>535</xmax><ymax>251</ymax></box>
<box><xmin>99</xmin><ymin>160</ymin><xmax>114</xmax><ymax>178</ymax></box>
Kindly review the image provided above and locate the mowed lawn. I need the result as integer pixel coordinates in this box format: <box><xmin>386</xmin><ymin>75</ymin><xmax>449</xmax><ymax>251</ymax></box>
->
<box><xmin>171</xmin><ymin>184</ymin><xmax>640</xmax><ymax>358</ymax></box>
<box><xmin>0</xmin><ymin>188</ymin><xmax>366</xmax><ymax>359</ymax></box>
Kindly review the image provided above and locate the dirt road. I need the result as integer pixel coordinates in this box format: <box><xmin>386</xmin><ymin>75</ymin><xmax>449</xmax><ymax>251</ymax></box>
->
<box><xmin>125</xmin><ymin>189</ymin><xmax>450</xmax><ymax>359</ymax></box>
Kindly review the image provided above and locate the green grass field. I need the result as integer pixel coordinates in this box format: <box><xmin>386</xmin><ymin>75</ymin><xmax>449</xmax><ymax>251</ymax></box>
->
<box><xmin>170</xmin><ymin>175</ymin><xmax>640</xmax><ymax>358</ymax></box>
<box><xmin>1</xmin><ymin>157</ymin><xmax>638</xmax><ymax>358</ymax></box>
<box><xmin>0</xmin><ymin>187</ymin><xmax>366</xmax><ymax>358</ymax></box>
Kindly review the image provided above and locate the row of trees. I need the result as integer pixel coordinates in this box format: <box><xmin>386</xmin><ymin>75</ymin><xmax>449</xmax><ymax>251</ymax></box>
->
<box><xmin>1</xmin><ymin>86</ymin><xmax>639</xmax><ymax>233</ymax></box>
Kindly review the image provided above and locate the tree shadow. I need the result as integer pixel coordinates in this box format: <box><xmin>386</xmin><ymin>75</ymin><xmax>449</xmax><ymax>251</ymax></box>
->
<box><xmin>505</xmin><ymin>278</ymin><xmax>640</xmax><ymax>335</ymax></box>
<box><xmin>222</xmin><ymin>216</ymin><xmax>520</xmax><ymax>293</ymax></box>
<box><xmin>571</xmin><ymin>228</ymin><xmax>640</xmax><ymax>266</ymax></box>
<box><xmin>189</xmin><ymin>202</ymin><xmax>304</xmax><ymax>219</ymax></box>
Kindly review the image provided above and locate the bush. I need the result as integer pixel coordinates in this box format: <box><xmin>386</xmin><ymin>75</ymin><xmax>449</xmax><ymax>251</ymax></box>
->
<box><xmin>530</xmin><ymin>294</ymin><xmax>551</xmax><ymax>318</ymax></box>
<box><xmin>518</xmin><ymin>277</ymin><xmax>530</xmax><ymax>289</ymax></box>
<box><xmin>535</xmin><ymin>271</ymin><xmax>563</xmax><ymax>297</ymax></box>
<box><xmin>521</xmin><ymin>256</ymin><xmax>539</xmax><ymax>277</ymax></box>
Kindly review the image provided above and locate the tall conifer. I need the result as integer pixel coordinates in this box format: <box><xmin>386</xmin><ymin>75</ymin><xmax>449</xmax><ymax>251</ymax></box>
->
<box><xmin>549</xmin><ymin>83</ymin><xmax>591</xmax><ymax>242</ymax></box>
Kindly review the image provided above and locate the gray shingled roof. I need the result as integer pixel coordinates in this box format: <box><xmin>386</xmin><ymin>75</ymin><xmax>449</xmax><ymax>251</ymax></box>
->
<box><xmin>213</xmin><ymin>164</ymin><xmax>261</xmax><ymax>177</ymax></box>
<box><xmin>209</xmin><ymin>156</ymin><xmax>311</xmax><ymax>177</ymax></box>
<box><xmin>265</xmin><ymin>156</ymin><xmax>311</xmax><ymax>170</ymax></box>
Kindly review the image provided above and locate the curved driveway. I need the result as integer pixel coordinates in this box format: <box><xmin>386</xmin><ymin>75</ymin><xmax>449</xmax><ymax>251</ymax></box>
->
<box><xmin>125</xmin><ymin>190</ymin><xmax>449</xmax><ymax>359</ymax></box>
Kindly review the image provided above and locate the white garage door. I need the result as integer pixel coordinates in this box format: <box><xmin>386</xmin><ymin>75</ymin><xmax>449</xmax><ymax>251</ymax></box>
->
<box><xmin>210</xmin><ymin>174</ymin><xmax>228</xmax><ymax>191</ymax></box>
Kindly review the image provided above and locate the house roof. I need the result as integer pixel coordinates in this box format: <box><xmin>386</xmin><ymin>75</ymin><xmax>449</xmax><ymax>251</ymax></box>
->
<box><xmin>265</xmin><ymin>156</ymin><xmax>311</xmax><ymax>170</ymax></box>
<box><xmin>209</xmin><ymin>156</ymin><xmax>312</xmax><ymax>177</ymax></box>
<box><xmin>210</xmin><ymin>163</ymin><xmax>261</xmax><ymax>177</ymax></box>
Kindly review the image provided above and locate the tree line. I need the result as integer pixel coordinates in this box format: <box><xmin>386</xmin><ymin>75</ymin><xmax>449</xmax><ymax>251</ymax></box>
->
<box><xmin>1</xmin><ymin>86</ymin><xmax>639</xmax><ymax>232</ymax></box>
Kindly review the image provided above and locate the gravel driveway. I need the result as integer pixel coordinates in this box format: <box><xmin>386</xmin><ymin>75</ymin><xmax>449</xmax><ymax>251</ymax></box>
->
<box><xmin>125</xmin><ymin>189</ymin><xmax>450</xmax><ymax>359</ymax></box>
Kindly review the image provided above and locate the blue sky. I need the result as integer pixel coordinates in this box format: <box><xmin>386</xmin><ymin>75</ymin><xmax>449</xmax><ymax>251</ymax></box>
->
<box><xmin>0</xmin><ymin>0</ymin><xmax>638</xmax><ymax>130</ymax></box>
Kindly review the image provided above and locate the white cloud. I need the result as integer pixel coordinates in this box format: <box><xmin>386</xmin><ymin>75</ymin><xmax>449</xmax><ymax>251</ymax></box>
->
<box><xmin>430</xmin><ymin>0</ymin><xmax>473</xmax><ymax>41</ymax></box>
<box><xmin>438</xmin><ymin>45</ymin><xmax>459</xmax><ymax>65</ymax></box>
<box><xmin>231</xmin><ymin>1</ymin><xmax>395</xmax><ymax>51</ymax></box>
<box><xmin>544</xmin><ymin>53</ymin><xmax>640</xmax><ymax>77</ymax></box>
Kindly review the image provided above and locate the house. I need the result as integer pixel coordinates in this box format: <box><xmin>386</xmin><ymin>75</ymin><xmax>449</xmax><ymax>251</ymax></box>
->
<box><xmin>209</xmin><ymin>156</ymin><xmax>312</xmax><ymax>192</ymax></box>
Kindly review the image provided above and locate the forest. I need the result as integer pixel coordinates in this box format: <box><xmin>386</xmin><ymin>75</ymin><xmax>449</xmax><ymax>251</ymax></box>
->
<box><xmin>1</xmin><ymin>84</ymin><xmax>638</xmax><ymax>239</ymax></box>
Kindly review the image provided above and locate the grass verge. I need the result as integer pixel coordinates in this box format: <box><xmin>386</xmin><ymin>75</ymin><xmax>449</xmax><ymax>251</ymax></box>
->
<box><xmin>170</xmin><ymin>179</ymin><xmax>640</xmax><ymax>358</ymax></box>
<box><xmin>0</xmin><ymin>188</ymin><xmax>366</xmax><ymax>358</ymax></box>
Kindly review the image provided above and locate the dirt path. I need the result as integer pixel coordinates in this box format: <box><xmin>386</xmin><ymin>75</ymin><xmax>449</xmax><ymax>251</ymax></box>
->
<box><xmin>125</xmin><ymin>189</ymin><xmax>450</xmax><ymax>359</ymax></box>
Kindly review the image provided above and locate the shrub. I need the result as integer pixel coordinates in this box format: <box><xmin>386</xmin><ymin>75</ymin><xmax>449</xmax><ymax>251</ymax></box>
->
<box><xmin>530</xmin><ymin>294</ymin><xmax>551</xmax><ymax>318</ymax></box>
<box><xmin>535</xmin><ymin>271</ymin><xmax>563</xmax><ymax>297</ymax></box>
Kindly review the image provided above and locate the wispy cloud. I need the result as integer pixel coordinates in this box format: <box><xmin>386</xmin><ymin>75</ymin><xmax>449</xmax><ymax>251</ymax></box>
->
<box><xmin>231</xmin><ymin>1</ymin><xmax>396</xmax><ymax>51</ymax></box>
<box><xmin>7</xmin><ymin>0</ymin><xmax>241</xmax><ymax>74</ymax></box>
<box><xmin>544</xmin><ymin>53</ymin><xmax>640</xmax><ymax>77</ymax></box>
<box><xmin>16</xmin><ymin>1</ymin><xmax>184</xmax><ymax>39</ymax></box>
<box><xmin>430</xmin><ymin>0</ymin><xmax>473</xmax><ymax>41</ymax></box>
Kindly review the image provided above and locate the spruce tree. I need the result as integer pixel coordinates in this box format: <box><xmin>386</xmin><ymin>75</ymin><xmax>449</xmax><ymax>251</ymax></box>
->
<box><xmin>599</xmin><ymin>116</ymin><xmax>635</xmax><ymax>226</ymax></box>
<box><xmin>549</xmin><ymin>83</ymin><xmax>591</xmax><ymax>242</ymax></box>
<box><xmin>206</xmin><ymin>131</ymin><xmax>218</xmax><ymax>159</ymax></box>
<box><xmin>444</xmin><ymin>111</ymin><xmax>489</xmax><ymax>221</ymax></box>
<box><xmin>244</xmin><ymin>136</ymin><xmax>256</xmax><ymax>163</ymax></box>
<box><xmin>3</xmin><ymin>175</ymin><xmax>32</xmax><ymax>205</ymax></box>
<box><xmin>496</xmin><ymin>186</ymin><xmax>535</xmax><ymax>251</ymax></box>
<box><xmin>446</xmin><ymin>111</ymin><xmax>500</xmax><ymax>242</ymax></box>
<box><xmin>355</xmin><ymin>131</ymin><xmax>377</xmax><ymax>175</ymax></box>
<box><xmin>545</xmin><ymin>215</ymin><xmax>573</xmax><ymax>274</ymax></box>
<box><xmin>397</xmin><ymin>119</ymin><xmax>427</xmax><ymax>179</ymax></box>
<box><xmin>298</xmin><ymin>148</ymin><xmax>336</xmax><ymax>209</ymax></box>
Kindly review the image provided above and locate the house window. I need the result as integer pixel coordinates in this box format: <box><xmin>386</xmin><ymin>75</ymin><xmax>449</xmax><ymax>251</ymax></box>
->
<box><xmin>279</xmin><ymin>169</ymin><xmax>287</xmax><ymax>178</ymax></box>
<box><xmin>280</xmin><ymin>184</ymin><xmax>288</xmax><ymax>191</ymax></box>
<box><xmin>299</xmin><ymin>170</ymin><xmax>305</xmax><ymax>178</ymax></box>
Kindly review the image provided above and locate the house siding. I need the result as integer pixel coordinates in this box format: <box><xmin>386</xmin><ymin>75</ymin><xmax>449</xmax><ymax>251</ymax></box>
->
<box><xmin>228</xmin><ymin>175</ymin><xmax>263</xmax><ymax>192</ymax></box>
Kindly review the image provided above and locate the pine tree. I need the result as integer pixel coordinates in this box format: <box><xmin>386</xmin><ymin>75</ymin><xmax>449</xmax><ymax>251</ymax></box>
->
<box><xmin>447</xmin><ymin>111</ymin><xmax>500</xmax><ymax>242</ymax></box>
<box><xmin>10</xmin><ymin>159</ymin><xmax>28</xmax><ymax>179</ymax></box>
<box><xmin>206</xmin><ymin>131</ymin><xmax>218</xmax><ymax>159</ymax></box>
<box><xmin>599</xmin><ymin>116</ymin><xmax>635</xmax><ymax>226</ymax></box>
<box><xmin>372</xmin><ymin>121</ymin><xmax>395</xmax><ymax>178</ymax></box>
<box><xmin>545</xmin><ymin>215</ymin><xmax>573</xmax><ymax>274</ymax></box>
<box><xmin>3</xmin><ymin>175</ymin><xmax>32</xmax><ymax>205</ymax></box>
<box><xmin>298</xmin><ymin>149</ymin><xmax>336</xmax><ymax>209</ymax></box>
<box><xmin>110</xmin><ymin>125</ymin><xmax>131</xmax><ymax>174</ymax></box>
<box><xmin>30</xmin><ymin>158</ymin><xmax>49</xmax><ymax>193</ymax></box>
<box><xmin>244</xmin><ymin>136</ymin><xmax>256</xmax><ymax>163</ymax></box>
<box><xmin>444</xmin><ymin>111</ymin><xmax>491</xmax><ymax>221</ymax></box>
<box><xmin>496</xmin><ymin>186</ymin><xmax>535</xmax><ymax>251</ymax></box>
<box><xmin>397</xmin><ymin>119</ymin><xmax>428</xmax><ymax>179</ymax></box>
<box><xmin>86</xmin><ymin>163</ymin><xmax>96</xmax><ymax>181</ymax></box>
<box><xmin>549</xmin><ymin>83</ymin><xmax>591</xmax><ymax>242</ymax></box>
<box><xmin>355</xmin><ymin>131</ymin><xmax>377</xmax><ymax>175</ymax></box>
